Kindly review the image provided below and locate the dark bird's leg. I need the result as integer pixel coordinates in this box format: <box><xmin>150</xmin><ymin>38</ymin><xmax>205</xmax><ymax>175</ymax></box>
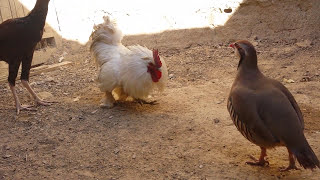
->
<box><xmin>21</xmin><ymin>55</ymin><xmax>54</xmax><ymax>107</ymax></box>
<box><xmin>21</xmin><ymin>80</ymin><xmax>53</xmax><ymax>106</ymax></box>
<box><xmin>246</xmin><ymin>147</ymin><xmax>269</xmax><ymax>166</ymax></box>
<box><xmin>9</xmin><ymin>83</ymin><xmax>36</xmax><ymax>114</ymax></box>
<box><xmin>280</xmin><ymin>149</ymin><xmax>299</xmax><ymax>171</ymax></box>
<box><xmin>8</xmin><ymin>61</ymin><xmax>35</xmax><ymax>114</ymax></box>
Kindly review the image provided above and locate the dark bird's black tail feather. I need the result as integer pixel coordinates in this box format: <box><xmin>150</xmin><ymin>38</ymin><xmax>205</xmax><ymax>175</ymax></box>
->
<box><xmin>293</xmin><ymin>145</ymin><xmax>320</xmax><ymax>170</ymax></box>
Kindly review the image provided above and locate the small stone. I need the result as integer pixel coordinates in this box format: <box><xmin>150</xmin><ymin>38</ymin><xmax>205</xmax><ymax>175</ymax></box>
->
<box><xmin>214</xmin><ymin>119</ymin><xmax>220</xmax><ymax>123</ymax></box>
<box><xmin>109</xmin><ymin>116</ymin><xmax>113</xmax><ymax>119</ymax></box>
<box><xmin>73</xmin><ymin>97</ymin><xmax>80</xmax><ymax>102</ymax></box>
<box><xmin>45</xmin><ymin>77</ymin><xmax>55</xmax><ymax>82</ymax></box>
<box><xmin>3</xmin><ymin>155</ymin><xmax>12</xmax><ymax>159</ymax></box>
<box><xmin>224</xmin><ymin>8</ymin><xmax>232</xmax><ymax>13</ymax></box>
<box><xmin>38</xmin><ymin>91</ymin><xmax>54</xmax><ymax>99</ymax></box>
<box><xmin>114</xmin><ymin>149</ymin><xmax>119</xmax><ymax>154</ymax></box>
<box><xmin>91</xmin><ymin>109</ymin><xmax>98</xmax><ymax>114</ymax></box>
<box><xmin>283</xmin><ymin>78</ymin><xmax>295</xmax><ymax>83</ymax></box>
<box><xmin>252</xmin><ymin>41</ymin><xmax>259</xmax><ymax>46</ymax></box>
<box><xmin>132</xmin><ymin>154</ymin><xmax>136</xmax><ymax>159</ymax></box>
<box><xmin>199</xmin><ymin>164</ymin><xmax>203</xmax><ymax>169</ymax></box>
<box><xmin>296</xmin><ymin>40</ymin><xmax>312</xmax><ymax>48</ymax></box>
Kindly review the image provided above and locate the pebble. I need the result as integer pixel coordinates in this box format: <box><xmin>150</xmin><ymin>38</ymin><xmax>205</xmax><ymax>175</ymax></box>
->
<box><xmin>114</xmin><ymin>149</ymin><xmax>120</xmax><ymax>154</ymax></box>
<box><xmin>224</xmin><ymin>8</ymin><xmax>232</xmax><ymax>13</ymax></box>
<box><xmin>296</xmin><ymin>40</ymin><xmax>312</xmax><ymax>48</ymax></box>
<box><xmin>214</xmin><ymin>118</ymin><xmax>220</xmax><ymax>123</ymax></box>
<box><xmin>2</xmin><ymin>155</ymin><xmax>12</xmax><ymax>159</ymax></box>
<box><xmin>91</xmin><ymin>109</ymin><xmax>98</xmax><ymax>114</ymax></box>
<box><xmin>283</xmin><ymin>78</ymin><xmax>295</xmax><ymax>83</ymax></box>
<box><xmin>73</xmin><ymin>97</ymin><xmax>80</xmax><ymax>102</ymax></box>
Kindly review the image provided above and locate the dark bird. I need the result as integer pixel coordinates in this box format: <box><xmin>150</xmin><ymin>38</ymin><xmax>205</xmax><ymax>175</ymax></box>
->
<box><xmin>227</xmin><ymin>40</ymin><xmax>319</xmax><ymax>171</ymax></box>
<box><xmin>0</xmin><ymin>0</ymin><xmax>52</xmax><ymax>114</ymax></box>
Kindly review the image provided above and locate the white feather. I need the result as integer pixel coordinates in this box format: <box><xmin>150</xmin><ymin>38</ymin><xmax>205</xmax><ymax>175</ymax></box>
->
<box><xmin>90</xmin><ymin>16</ymin><xmax>168</xmax><ymax>102</ymax></box>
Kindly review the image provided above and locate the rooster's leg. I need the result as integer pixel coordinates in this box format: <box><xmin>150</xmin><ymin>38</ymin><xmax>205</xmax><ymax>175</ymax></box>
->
<box><xmin>100</xmin><ymin>91</ymin><xmax>115</xmax><ymax>108</ymax></box>
<box><xmin>280</xmin><ymin>149</ymin><xmax>299</xmax><ymax>171</ymax></box>
<box><xmin>9</xmin><ymin>83</ymin><xmax>36</xmax><ymax>115</ymax></box>
<box><xmin>135</xmin><ymin>99</ymin><xmax>158</xmax><ymax>105</ymax></box>
<box><xmin>21</xmin><ymin>80</ymin><xmax>54</xmax><ymax>106</ymax></box>
<box><xmin>246</xmin><ymin>147</ymin><xmax>269</xmax><ymax>166</ymax></box>
<box><xmin>113</xmin><ymin>87</ymin><xmax>128</xmax><ymax>101</ymax></box>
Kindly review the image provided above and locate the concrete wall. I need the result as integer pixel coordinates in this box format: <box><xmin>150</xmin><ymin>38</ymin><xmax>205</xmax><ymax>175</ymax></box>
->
<box><xmin>30</xmin><ymin>0</ymin><xmax>243</xmax><ymax>44</ymax></box>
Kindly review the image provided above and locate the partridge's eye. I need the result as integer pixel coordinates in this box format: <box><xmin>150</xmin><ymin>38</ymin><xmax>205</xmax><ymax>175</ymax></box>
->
<box><xmin>235</xmin><ymin>43</ymin><xmax>242</xmax><ymax>50</ymax></box>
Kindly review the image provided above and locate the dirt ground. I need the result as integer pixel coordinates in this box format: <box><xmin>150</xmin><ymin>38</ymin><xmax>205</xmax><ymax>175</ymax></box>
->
<box><xmin>1</xmin><ymin>0</ymin><xmax>320</xmax><ymax>179</ymax></box>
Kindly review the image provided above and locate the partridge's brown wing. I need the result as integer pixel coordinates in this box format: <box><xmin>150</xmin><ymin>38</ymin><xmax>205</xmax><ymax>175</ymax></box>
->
<box><xmin>228</xmin><ymin>85</ymin><xmax>280</xmax><ymax>147</ymax></box>
<box><xmin>269</xmin><ymin>78</ymin><xmax>304</xmax><ymax>129</ymax></box>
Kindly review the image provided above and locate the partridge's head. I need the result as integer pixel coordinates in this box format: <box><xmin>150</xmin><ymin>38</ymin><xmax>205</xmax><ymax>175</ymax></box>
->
<box><xmin>229</xmin><ymin>40</ymin><xmax>257</xmax><ymax>70</ymax></box>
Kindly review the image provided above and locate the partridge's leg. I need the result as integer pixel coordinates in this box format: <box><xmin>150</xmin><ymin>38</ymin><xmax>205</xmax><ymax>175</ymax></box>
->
<box><xmin>246</xmin><ymin>147</ymin><xmax>269</xmax><ymax>166</ymax></box>
<box><xmin>280</xmin><ymin>149</ymin><xmax>299</xmax><ymax>171</ymax></box>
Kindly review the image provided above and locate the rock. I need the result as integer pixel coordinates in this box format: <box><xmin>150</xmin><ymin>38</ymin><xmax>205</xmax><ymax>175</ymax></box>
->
<box><xmin>45</xmin><ymin>77</ymin><xmax>56</xmax><ymax>82</ymax></box>
<box><xmin>73</xmin><ymin>97</ymin><xmax>80</xmax><ymax>102</ymax></box>
<box><xmin>2</xmin><ymin>155</ymin><xmax>12</xmax><ymax>159</ymax></box>
<box><xmin>296</xmin><ymin>40</ymin><xmax>312</xmax><ymax>48</ymax></box>
<box><xmin>224</xmin><ymin>8</ymin><xmax>232</xmax><ymax>13</ymax></box>
<box><xmin>38</xmin><ymin>91</ymin><xmax>54</xmax><ymax>99</ymax></box>
<box><xmin>214</xmin><ymin>118</ymin><xmax>220</xmax><ymax>124</ymax></box>
<box><xmin>301</xmin><ymin>77</ymin><xmax>311</xmax><ymax>82</ymax></box>
<box><xmin>91</xmin><ymin>109</ymin><xmax>98</xmax><ymax>114</ymax></box>
<box><xmin>252</xmin><ymin>41</ymin><xmax>259</xmax><ymax>47</ymax></box>
<box><xmin>283</xmin><ymin>78</ymin><xmax>295</xmax><ymax>83</ymax></box>
<box><xmin>114</xmin><ymin>149</ymin><xmax>120</xmax><ymax>154</ymax></box>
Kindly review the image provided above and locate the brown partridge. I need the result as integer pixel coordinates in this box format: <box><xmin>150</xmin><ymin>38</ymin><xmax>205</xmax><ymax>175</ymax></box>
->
<box><xmin>227</xmin><ymin>40</ymin><xmax>319</xmax><ymax>170</ymax></box>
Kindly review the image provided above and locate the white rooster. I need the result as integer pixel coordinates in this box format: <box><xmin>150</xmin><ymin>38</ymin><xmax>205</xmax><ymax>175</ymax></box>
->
<box><xmin>90</xmin><ymin>16</ymin><xmax>168</xmax><ymax>108</ymax></box>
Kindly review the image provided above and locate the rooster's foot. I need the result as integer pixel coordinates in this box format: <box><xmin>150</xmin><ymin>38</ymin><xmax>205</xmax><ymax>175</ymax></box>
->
<box><xmin>136</xmin><ymin>99</ymin><xmax>158</xmax><ymax>105</ymax></box>
<box><xmin>100</xmin><ymin>101</ymin><xmax>114</xmax><ymax>108</ymax></box>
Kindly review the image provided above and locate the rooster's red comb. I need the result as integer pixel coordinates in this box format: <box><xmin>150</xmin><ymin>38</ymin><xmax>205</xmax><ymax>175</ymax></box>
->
<box><xmin>153</xmin><ymin>49</ymin><xmax>162</xmax><ymax>68</ymax></box>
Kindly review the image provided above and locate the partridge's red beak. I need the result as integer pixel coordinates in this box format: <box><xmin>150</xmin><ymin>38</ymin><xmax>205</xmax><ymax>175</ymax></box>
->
<box><xmin>229</xmin><ymin>43</ymin><xmax>235</xmax><ymax>48</ymax></box>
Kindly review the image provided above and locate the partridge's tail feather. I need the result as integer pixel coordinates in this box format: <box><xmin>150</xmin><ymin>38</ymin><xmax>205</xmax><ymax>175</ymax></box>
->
<box><xmin>293</xmin><ymin>144</ymin><xmax>320</xmax><ymax>170</ymax></box>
